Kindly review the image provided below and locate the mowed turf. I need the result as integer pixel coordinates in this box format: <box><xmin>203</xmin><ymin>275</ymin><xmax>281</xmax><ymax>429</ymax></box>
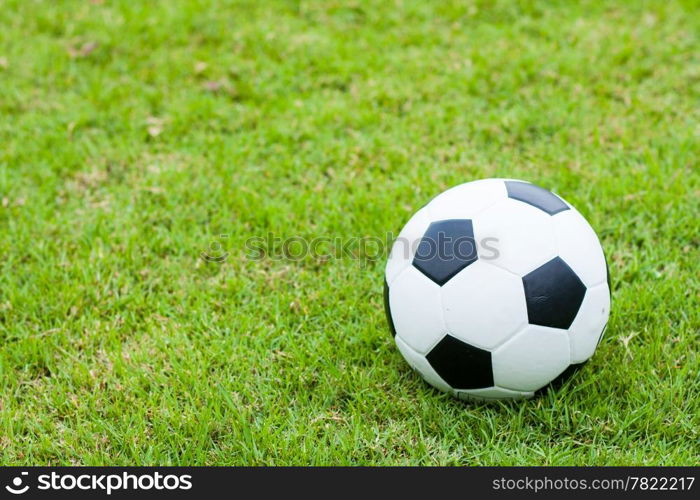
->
<box><xmin>0</xmin><ymin>0</ymin><xmax>698</xmax><ymax>465</ymax></box>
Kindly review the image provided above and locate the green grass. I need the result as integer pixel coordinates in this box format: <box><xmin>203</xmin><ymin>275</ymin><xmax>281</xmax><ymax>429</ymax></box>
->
<box><xmin>1</xmin><ymin>0</ymin><xmax>698</xmax><ymax>465</ymax></box>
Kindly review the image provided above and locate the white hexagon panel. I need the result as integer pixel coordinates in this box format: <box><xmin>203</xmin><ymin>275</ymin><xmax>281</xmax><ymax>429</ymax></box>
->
<box><xmin>387</xmin><ymin>266</ymin><xmax>447</xmax><ymax>355</ymax></box>
<box><xmin>441</xmin><ymin>261</ymin><xmax>528</xmax><ymax>350</ymax></box>
<box><xmin>385</xmin><ymin>206</ymin><xmax>431</xmax><ymax>286</ymax></box>
<box><xmin>568</xmin><ymin>284</ymin><xmax>611</xmax><ymax>363</ymax></box>
<box><xmin>473</xmin><ymin>198</ymin><xmax>558</xmax><ymax>276</ymax></box>
<box><xmin>552</xmin><ymin>208</ymin><xmax>608</xmax><ymax>288</ymax></box>
<box><xmin>492</xmin><ymin>325</ymin><xmax>572</xmax><ymax>392</ymax></box>
<box><xmin>427</xmin><ymin>178</ymin><xmax>507</xmax><ymax>221</ymax></box>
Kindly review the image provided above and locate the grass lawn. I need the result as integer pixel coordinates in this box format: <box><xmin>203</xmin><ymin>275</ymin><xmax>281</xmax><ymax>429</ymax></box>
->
<box><xmin>1</xmin><ymin>0</ymin><xmax>698</xmax><ymax>465</ymax></box>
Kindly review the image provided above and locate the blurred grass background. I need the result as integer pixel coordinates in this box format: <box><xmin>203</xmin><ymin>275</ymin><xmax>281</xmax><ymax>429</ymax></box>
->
<box><xmin>0</xmin><ymin>0</ymin><xmax>698</xmax><ymax>464</ymax></box>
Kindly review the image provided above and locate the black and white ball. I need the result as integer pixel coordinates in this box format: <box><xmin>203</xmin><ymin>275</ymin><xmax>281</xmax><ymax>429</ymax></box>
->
<box><xmin>384</xmin><ymin>179</ymin><xmax>610</xmax><ymax>400</ymax></box>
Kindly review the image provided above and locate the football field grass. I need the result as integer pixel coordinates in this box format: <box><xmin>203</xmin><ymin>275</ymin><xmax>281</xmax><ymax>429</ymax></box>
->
<box><xmin>1</xmin><ymin>0</ymin><xmax>698</xmax><ymax>465</ymax></box>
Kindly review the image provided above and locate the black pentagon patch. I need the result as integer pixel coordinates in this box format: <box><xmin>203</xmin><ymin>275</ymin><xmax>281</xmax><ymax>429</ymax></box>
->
<box><xmin>505</xmin><ymin>181</ymin><xmax>569</xmax><ymax>215</ymax></box>
<box><xmin>383</xmin><ymin>279</ymin><xmax>396</xmax><ymax>337</ymax></box>
<box><xmin>412</xmin><ymin>219</ymin><xmax>478</xmax><ymax>286</ymax></box>
<box><xmin>522</xmin><ymin>257</ymin><xmax>587</xmax><ymax>329</ymax></box>
<box><xmin>426</xmin><ymin>334</ymin><xmax>493</xmax><ymax>389</ymax></box>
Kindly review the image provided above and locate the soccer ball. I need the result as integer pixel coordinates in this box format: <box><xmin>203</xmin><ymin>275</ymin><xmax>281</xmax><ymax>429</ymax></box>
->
<box><xmin>384</xmin><ymin>179</ymin><xmax>610</xmax><ymax>400</ymax></box>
